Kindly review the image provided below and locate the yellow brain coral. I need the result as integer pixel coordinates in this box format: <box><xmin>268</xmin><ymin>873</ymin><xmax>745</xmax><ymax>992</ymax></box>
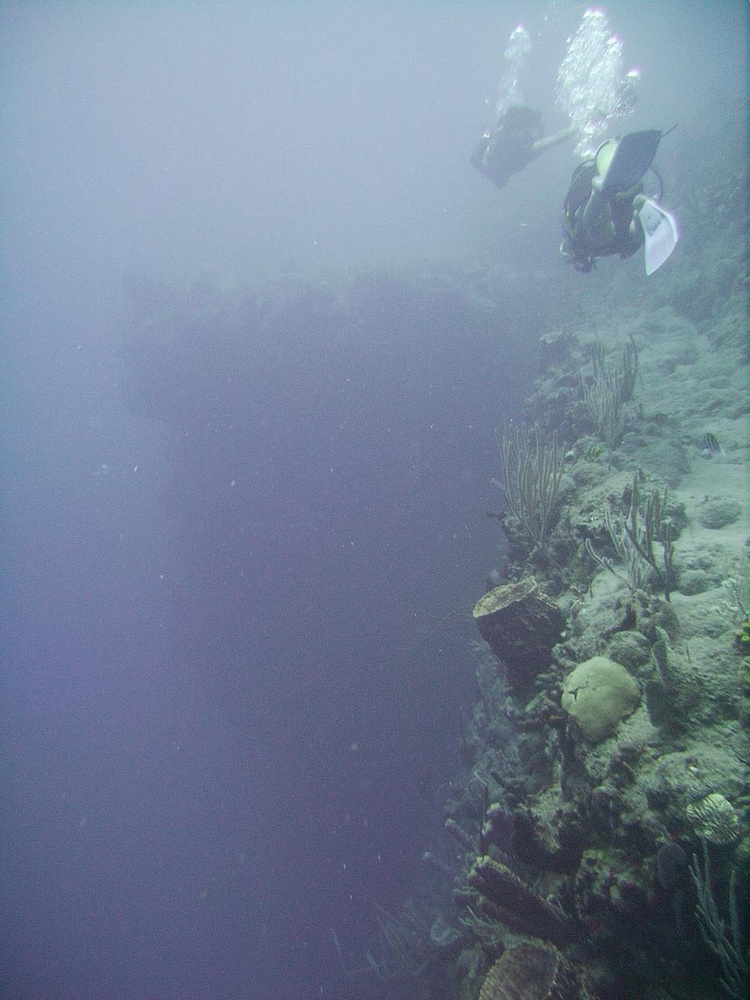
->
<box><xmin>686</xmin><ymin>793</ymin><xmax>739</xmax><ymax>845</ymax></box>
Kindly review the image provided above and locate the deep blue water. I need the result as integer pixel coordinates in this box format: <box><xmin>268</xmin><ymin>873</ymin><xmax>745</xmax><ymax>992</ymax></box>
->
<box><xmin>1</xmin><ymin>3</ymin><xmax>745</xmax><ymax>999</ymax></box>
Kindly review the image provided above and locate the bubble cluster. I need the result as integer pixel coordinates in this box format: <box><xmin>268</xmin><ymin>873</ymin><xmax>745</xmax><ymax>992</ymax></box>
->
<box><xmin>495</xmin><ymin>24</ymin><xmax>531</xmax><ymax>117</ymax></box>
<box><xmin>556</xmin><ymin>9</ymin><xmax>640</xmax><ymax>157</ymax></box>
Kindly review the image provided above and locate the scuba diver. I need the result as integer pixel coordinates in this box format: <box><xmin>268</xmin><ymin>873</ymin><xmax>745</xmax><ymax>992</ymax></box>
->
<box><xmin>559</xmin><ymin>129</ymin><xmax>678</xmax><ymax>274</ymax></box>
<box><xmin>472</xmin><ymin>105</ymin><xmax>576</xmax><ymax>189</ymax></box>
<box><xmin>474</xmin><ymin>16</ymin><xmax>678</xmax><ymax>274</ymax></box>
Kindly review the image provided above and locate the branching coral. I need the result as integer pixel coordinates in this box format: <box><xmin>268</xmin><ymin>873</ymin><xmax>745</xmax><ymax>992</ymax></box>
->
<box><xmin>585</xmin><ymin>473</ymin><xmax>675</xmax><ymax>600</ymax></box>
<box><xmin>361</xmin><ymin>902</ymin><xmax>436</xmax><ymax>981</ymax></box>
<box><xmin>581</xmin><ymin>336</ymin><xmax>639</xmax><ymax>458</ymax></box>
<box><xmin>690</xmin><ymin>842</ymin><xmax>748</xmax><ymax>1000</ymax></box>
<box><xmin>499</xmin><ymin>423</ymin><xmax>565</xmax><ymax>556</ymax></box>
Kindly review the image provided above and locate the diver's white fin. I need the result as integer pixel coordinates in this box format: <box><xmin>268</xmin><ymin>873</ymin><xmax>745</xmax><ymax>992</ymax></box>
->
<box><xmin>640</xmin><ymin>198</ymin><xmax>679</xmax><ymax>275</ymax></box>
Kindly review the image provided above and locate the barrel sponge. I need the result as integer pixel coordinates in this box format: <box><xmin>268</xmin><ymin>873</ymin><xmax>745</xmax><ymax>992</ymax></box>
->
<box><xmin>561</xmin><ymin>656</ymin><xmax>640</xmax><ymax>743</ymax></box>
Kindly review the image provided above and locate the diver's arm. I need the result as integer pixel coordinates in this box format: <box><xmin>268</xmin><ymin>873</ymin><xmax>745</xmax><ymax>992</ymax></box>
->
<box><xmin>531</xmin><ymin>126</ymin><xmax>577</xmax><ymax>154</ymax></box>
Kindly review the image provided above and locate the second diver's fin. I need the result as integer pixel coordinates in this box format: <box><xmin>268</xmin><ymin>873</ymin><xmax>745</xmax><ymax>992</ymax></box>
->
<box><xmin>598</xmin><ymin>130</ymin><xmax>663</xmax><ymax>194</ymax></box>
<box><xmin>640</xmin><ymin>198</ymin><xmax>679</xmax><ymax>275</ymax></box>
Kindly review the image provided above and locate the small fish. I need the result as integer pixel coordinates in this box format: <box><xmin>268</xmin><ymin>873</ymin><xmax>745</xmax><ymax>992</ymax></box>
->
<box><xmin>702</xmin><ymin>432</ymin><xmax>724</xmax><ymax>455</ymax></box>
<box><xmin>582</xmin><ymin>443</ymin><xmax>602</xmax><ymax>461</ymax></box>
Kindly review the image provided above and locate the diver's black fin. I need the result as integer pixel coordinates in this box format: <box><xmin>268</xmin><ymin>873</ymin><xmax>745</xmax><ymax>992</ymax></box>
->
<box><xmin>599</xmin><ymin>130</ymin><xmax>663</xmax><ymax>193</ymax></box>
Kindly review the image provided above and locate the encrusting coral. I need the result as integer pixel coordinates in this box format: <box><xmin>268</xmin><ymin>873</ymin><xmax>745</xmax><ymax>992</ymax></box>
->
<box><xmin>478</xmin><ymin>941</ymin><xmax>594</xmax><ymax>1000</ymax></box>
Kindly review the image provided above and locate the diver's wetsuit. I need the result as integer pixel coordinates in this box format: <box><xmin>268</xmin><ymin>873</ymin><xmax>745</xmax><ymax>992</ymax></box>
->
<box><xmin>472</xmin><ymin>106</ymin><xmax>545</xmax><ymax>188</ymax></box>
<box><xmin>472</xmin><ymin>106</ymin><xmax>575</xmax><ymax>189</ymax></box>
<box><xmin>560</xmin><ymin>160</ymin><xmax>645</xmax><ymax>272</ymax></box>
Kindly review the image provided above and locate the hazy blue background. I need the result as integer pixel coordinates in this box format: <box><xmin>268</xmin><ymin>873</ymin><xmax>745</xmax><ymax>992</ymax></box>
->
<box><xmin>1</xmin><ymin>2</ymin><xmax>746</xmax><ymax>998</ymax></box>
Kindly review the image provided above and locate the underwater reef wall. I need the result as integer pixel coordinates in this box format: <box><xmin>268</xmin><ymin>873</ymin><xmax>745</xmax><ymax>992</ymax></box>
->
<box><xmin>388</xmin><ymin>118</ymin><xmax>748</xmax><ymax>1000</ymax></box>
